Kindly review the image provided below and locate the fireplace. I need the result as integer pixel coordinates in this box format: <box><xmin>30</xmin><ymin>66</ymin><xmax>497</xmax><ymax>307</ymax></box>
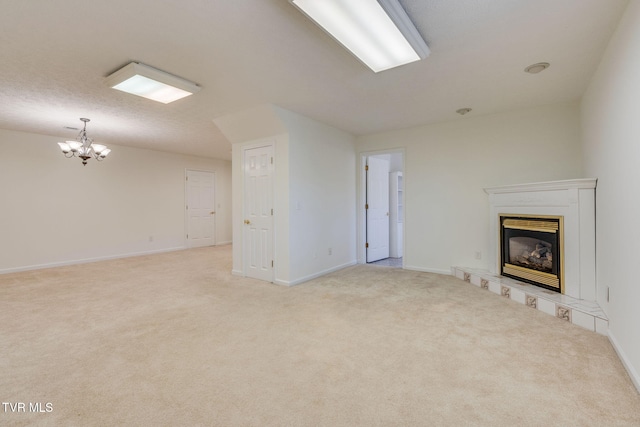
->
<box><xmin>500</xmin><ymin>214</ymin><xmax>564</xmax><ymax>293</ymax></box>
<box><xmin>485</xmin><ymin>179</ymin><xmax>596</xmax><ymax>300</ymax></box>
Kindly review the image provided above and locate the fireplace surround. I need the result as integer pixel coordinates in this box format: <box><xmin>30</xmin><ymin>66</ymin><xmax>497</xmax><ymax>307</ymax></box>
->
<box><xmin>484</xmin><ymin>179</ymin><xmax>597</xmax><ymax>301</ymax></box>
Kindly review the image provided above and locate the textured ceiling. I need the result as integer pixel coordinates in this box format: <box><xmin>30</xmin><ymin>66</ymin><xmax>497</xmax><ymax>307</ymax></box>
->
<box><xmin>0</xmin><ymin>0</ymin><xmax>630</xmax><ymax>161</ymax></box>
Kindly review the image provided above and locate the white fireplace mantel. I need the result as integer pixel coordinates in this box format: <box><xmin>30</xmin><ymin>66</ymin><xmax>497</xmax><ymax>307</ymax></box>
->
<box><xmin>484</xmin><ymin>179</ymin><xmax>597</xmax><ymax>301</ymax></box>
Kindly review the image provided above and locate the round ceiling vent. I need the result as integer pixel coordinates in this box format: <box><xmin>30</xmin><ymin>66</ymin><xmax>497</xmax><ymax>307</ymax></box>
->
<box><xmin>524</xmin><ymin>62</ymin><xmax>550</xmax><ymax>74</ymax></box>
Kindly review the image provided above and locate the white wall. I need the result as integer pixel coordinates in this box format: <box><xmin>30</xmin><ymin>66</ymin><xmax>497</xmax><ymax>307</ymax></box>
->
<box><xmin>389</xmin><ymin>152</ymin><xmax>403</xmax><ymax>173</ymax></box>
<box><xmin>0</xmin><ymin>128</ymin><xmax>232</xmax><ymax>273</ymax></box>
<box><xmin>275</xmin><ymin>108</ymin><xmax>357</xmax><ymax>284</ymax></box>
<box><xmin>356</xmin><ymin>103</ymin><xmax>583</xmax><ymax>274</ymax></box>
<box><xmin>581</xmin><ymin>0</ymin><xmax>640</xmax><ymax>391</ymax></box>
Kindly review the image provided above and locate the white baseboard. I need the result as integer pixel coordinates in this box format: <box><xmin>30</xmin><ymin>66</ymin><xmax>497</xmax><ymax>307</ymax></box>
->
<box><xmin>231</xmin><ymin>269</ymin><xmax>244</xmax><ymax>277</ymax></box>
<box><xmin>216</xmin><ymin>241</ymin><xmax>232</xmax><ymax>246</ymax></box>
<box><xmin>403</xmin><ymin>265</ymin><xmax>453</xmax><ymax>276</ymax></box>
<box><xmin>274</xmin><ymin>260</ymin><xmax>357</xmax><ymax>286</ymax></box>
<box><xmin>0</xmin><ymin>246</ymin><xmax>186</xmax><ymax>275</ymax></box>
<box><xmin>608</xmin><ymin>331</ymin><xmax>640</xmax><ymax>393</ymax></box>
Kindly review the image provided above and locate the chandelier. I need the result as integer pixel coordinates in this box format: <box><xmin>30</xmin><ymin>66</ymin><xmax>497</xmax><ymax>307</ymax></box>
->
<box><xmin>57</xmin><ymin>118</ymin><xmax>110</xmax><ymax>166</ymax></box>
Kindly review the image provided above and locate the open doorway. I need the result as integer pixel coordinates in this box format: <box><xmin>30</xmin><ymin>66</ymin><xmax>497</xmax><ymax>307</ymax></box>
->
<box><xmin>359</xmin><ymin>150</ymin><xmax>404</xmax><ymax>267</ymax></box>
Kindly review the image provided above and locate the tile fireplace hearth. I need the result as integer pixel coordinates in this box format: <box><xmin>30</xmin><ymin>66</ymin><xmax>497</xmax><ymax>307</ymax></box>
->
<box><xmin>452</xmin><ymin>266</ymin><xmax>608</xmax><ymax>335</ymax></box>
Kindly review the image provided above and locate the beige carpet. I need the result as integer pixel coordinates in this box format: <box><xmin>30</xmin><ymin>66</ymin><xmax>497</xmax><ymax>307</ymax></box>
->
<box><xmin>1</xmin><ymin>246</ymin><xmax>639</xmax><ymax>426</ymax></box>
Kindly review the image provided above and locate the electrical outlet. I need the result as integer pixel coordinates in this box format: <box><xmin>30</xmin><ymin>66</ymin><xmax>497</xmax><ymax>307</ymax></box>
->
<box><xmin>149</xmin><ymin>236</ymin><xmax>154</xmax><ymax>243</ymax></box>
<box><xmin>474</xmin><ymin>251</ymin><xmax>481</xmax><ymax>260</ymax></box>
<box><xmin>328</xmin><ymin>248</ymin><xmax>332</xmax><ymax>255</ymax></box>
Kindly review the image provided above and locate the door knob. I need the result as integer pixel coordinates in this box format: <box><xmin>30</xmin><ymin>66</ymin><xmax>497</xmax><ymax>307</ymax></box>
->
<box><xmin>244</xmin><ymin>219</ymin><xmax>251</xmax><ymax>224</ymax></box>
<box><xmin>210</xmin><ymin>211</ymin><xmax>216</xmax><ymax>214</ymax></box>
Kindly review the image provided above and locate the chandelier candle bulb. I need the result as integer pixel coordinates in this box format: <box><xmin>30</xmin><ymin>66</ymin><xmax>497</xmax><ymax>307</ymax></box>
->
<box><xmin>91</xmin><ymin>144</ymin><xmax>106</xmax><ymax>154</ymax></box>
<box><xmin>67</xmin><ymin>141</ymin><xmax>82</xmax><ymax>152</ymax></box>
<box><xmin>57</xmin><ymin>142</ymin><xmax>71</xmax><ymax>153</ymax></box>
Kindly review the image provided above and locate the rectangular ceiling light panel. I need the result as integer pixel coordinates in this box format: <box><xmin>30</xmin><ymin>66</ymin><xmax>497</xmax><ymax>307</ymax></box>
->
<box><xmin>290</xmin><ymin>0</ymin><xmax>429</xmax><ymax>72</ymax></box>
<box><xmin>106</xmin><ymin>62</ymin><xmax>201</xmax><ymax>104</ymax></box>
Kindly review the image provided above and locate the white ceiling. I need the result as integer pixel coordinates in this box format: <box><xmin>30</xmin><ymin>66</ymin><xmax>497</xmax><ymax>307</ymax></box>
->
<box><xmin>0</xmin><ymin>0</ymin><xmax>629</xmax><ymax>161</ymax></box>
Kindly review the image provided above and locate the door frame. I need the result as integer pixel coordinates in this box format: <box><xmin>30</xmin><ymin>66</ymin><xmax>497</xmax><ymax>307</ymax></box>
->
<box><xmin>184</xmin><ymin>169</ymin><xmax>217</xmax><ymax>248</ymax></box>
<box><xmin>357</xmin><ymin>149</ymin><xmax>405</xmax><ymax>265</ymax></box>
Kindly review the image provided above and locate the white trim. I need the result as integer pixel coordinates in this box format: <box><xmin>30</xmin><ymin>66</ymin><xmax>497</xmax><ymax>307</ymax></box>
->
<box><xmin>0</xmin><ymin>246</ymin><xmax>185</xmax><ymax>275</ymax></box>
<box><xmin>216</xmin><ymin>241</ymin><xmax>232</xmax><ymax>246</ymax></box>
<box><xmin>484</xmin><ymin>178</ymin><xmax>597</xmax><ymax>194</ymax></box>
<box><xmin>608</xmin><ymin>331</ymin><xmax>640</xmax><ymax>393</ymax></box>
<box><xmin>274</xmin><ymin>261</ymin><xmax>357</xmax><ymax>286</ymax></box>
<box><xmin>184</xmin><ymin>168</ymin><xmax>189</xmax><ymax>248</ymax></box>
<box><xmin>403</xmin><ymin>265</ymin><xmax>452</xmax><ymax>276</ymax></box>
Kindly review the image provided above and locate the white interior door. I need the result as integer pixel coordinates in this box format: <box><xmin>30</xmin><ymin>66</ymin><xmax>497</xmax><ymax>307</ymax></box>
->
<box><xmin>243</xmin><ymin>145</ymin><xmax>274</xmax><ymax>282</ymax></box>
<box><xmin>366</xmin><ymin>156</ymin><xmax>390</xmax><ymax>262</ymax></box>
<box><xmin>186</xmin><ymin>170</ymin><xmax>216</xmax><ymax>248</ymax></box>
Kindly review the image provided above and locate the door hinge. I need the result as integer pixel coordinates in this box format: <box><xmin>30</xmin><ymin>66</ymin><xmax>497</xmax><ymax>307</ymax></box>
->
<box><xmin>271</xmin><ymin>260</ymin><xmax>274</xmax><ymax>267</ymax></box>
<box><xmin>186</xmin><ymin>234</ymin><xmax>189</xmax><ymax>239</ymax></box>
<box><xmin>271</xmin><ymin>208</ymin><xmax>273</xmax><ymax>215</ymax></box>
<box><xmin>186</xmin><ymin>176</ymin><xmax>188</xmax><ymax>181</ymax></box>
<box><xmin>365</xmin><ymin>165</ymin><xmax>369</xmax><ymax>171</ymax></box>
<box><xmin>365</xmin><ymin>242</ymin><xmax>369</xmax><ymax>248</ymax></box>
<box><xmin>271</xmin><ymin>157</ymin><xmax>274</xmax><ymax>164</ymax></box>
<box><xmin>365</xmin><ymin>204</ymin><xmax>368</xmax><ymax>210</ymax></box>
<box><xmin>186</xmin><ymin>205</ymin><xmax>188</xmax><ymax>210</ymax></box>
